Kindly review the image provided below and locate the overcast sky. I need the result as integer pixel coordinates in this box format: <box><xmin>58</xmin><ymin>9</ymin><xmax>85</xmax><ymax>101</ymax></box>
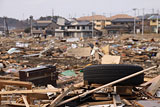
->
<box><xmin>0</xmin><ymin>0</ymin><xmax>160</xmax><ymax>20</ymax></box>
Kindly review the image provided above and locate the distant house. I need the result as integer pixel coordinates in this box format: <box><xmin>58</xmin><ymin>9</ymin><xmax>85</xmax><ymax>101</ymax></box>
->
<box><xmin>55</xmin><ymin>19</ymin><xmax>101</xmax><ymax>38</ymax></box>
<box><xmin>77</xmin><ymin>15</ymin><xmax>111</xmax><ymax>30</ymax></box>
<box><xmin>148</xmin><ymin>15</ymin><xmax>160</xmax><ymax>33</ymax></box>
<box><xmin>104</xmin><ymin>15</ymin><xmax>140</xmax><ymax>34</ymax></box>
<box><xmin>32</xmin><ymin>20</ymin><xmax>59</xmax><ymax>36</ymax></box>
<box><xmin>137</xmin><ymin>14</ymin><xmax>156</xmax><ymax>33</ymax></box>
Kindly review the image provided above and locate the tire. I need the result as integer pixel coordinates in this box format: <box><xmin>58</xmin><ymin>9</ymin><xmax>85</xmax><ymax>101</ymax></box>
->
<box><xmin>83</xmin><ymin>64</ymin><xmax>144</xmax><ymax>86</ymax></box>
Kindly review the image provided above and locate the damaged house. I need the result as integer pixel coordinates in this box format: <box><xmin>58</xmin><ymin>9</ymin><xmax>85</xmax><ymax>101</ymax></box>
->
<box><xmin>55</xmin><ymin>18</ymin><xmax>102</xmax><ymax>38</ymax></box>
<box><xmin>32</xmin><ymin>20</ymin><xmax>59</xmax><ymax>36</ymax></box>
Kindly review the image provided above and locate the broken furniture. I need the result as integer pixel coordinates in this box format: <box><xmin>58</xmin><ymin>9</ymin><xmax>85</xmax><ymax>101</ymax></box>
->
<box><xmin>19</xmin><ymin>65</ymin><xmax>58</xmax><ymax>86</ymax></box>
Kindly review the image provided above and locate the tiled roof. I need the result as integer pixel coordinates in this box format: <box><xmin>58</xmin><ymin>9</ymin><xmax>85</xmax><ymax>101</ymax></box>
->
<box><xmin>77</xmin><ymin>15</ymin><xmax>110</xmax><ymax>21</ymax></box>
<box><xmin>110</xmin><ymin>14</ymin><xmax>133</xmax><ymax>20</ymax></box>
<box><xmin>112</xmin><ymin>18</ymin><xmax>140</xmax><ymax>22</ymax></box>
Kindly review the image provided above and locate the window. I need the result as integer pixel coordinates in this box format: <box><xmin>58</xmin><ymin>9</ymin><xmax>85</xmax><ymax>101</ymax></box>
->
<box><xmin>77</xmin><ymin>26</ymin><xmax>80</xmax><ymax>29</ymax></box>
<box><xmin>153</xmin><ymin>20</ymin><xmax>156</xmax><ymax>22</ymax></box>
<box><xmin>61</xmin><ymin>26</ymin><xmax>65</xmax><ymax>30</ymax></box>
<box><xmin>82</xmin><ymin>26</ymin><xmax>85</xmax><ymax>30</ymax></box>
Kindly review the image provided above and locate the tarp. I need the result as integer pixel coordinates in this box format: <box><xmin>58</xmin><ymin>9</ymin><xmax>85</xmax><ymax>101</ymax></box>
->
<box><xmin>61</xmin><ymin>70</ymin><xmax>77</xmax><ymax>76</ymax></box>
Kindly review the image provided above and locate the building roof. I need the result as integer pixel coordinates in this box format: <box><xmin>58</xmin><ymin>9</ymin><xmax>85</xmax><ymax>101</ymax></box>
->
<box><xmin>71</xmin><ymin>21</ymin><xmax>91</xmax><ymax>26</ymax></box>
<box><xmin>33</xmin><ymin>21</ymin><xmax>52</xmax><ymax>27</ymax></box>
<box><xmin>105</xmin><ymin>25</ymin><xmax>128</xmax><ymax>29</ymax></box>
<box><xmin>112</xmin><ymin>18</ymin><xmax>140</xmax><ymax>23</ymax></box>
<box><xmin>77</xmin><ymin>15</ymin><xmax>110</xmax><ymax>21</ymax></box>
<box><xmin>110</xmin><ymin>14</ymin><xmax>133</xmax><ymax>20</ymax></box>
<box><xmin>137</xmin><ymin>14</ymin><xmax>158</xmax><ymax>20</ymax></box>
<box><xmin>148</xmin><ymin>15</ymin><xmax>160</xmax><ymax>20</ymax></box>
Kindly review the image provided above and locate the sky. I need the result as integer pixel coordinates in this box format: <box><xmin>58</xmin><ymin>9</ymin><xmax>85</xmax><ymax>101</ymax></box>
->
<box><xmin>0</xmin><ymin>0</ymin><xmax>160</xmax><ymax>20</ymax></box>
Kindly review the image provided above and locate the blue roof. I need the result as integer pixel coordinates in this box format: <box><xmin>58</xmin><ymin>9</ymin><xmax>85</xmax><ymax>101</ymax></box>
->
<box><xmin>148</xmin><ymin>15</ymin><xmax>160</xmax><ymax>20</ymax></box>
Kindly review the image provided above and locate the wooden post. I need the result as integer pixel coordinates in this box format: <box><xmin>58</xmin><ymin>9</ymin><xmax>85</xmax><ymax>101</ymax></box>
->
<box><xmin>57</xmin><ymin>66</ymin><xmax>157</xmax><ymax>106</ymax></box>
<box><xmin>49</xmin><ymin>85</ymin><xmax>73</xmax><ymax>107</ymax></box>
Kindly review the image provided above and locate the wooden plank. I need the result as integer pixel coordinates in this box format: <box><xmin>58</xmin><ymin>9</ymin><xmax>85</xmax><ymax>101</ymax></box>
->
<box><xmin>88</xmin><ymin>101</ymin><xmax>113</xmax><ymax>106</ymax></box>
<box><xmin>113</xmin><ymin>94</ymin><xmax>121</xmax><ymax>107</ymax></box>
<box><xmin>141</xmin><ymin>75</ymin><xmax>160</xmax><ymax>87</ymax></box>
<box><xmin>0</xmin><ymin>89</ymin><xmax>61</xmax><ymax>95</ymax></box>
<box><xmin>122</xmin><ymin>99</ymin><xmax>132</xmax><ymax>106</ymax></box>
<box><xmin>49</xmin><ymin>85</ymin><xmax>73</xmax><ymax>107</ymax></box>
<box><xmin>133</xmin><ymin>101</ymin><xmax>144</xmax><ymax>107</ymax></box>
<box><xmin>4</xmin><ymin>102</ymin><xmax>38</xmax><ymax>107</ymax></box>
<box><xmin>146</xmin><ymin>76</ymin><xmax>160</xmax><ymax>96</ymax></box>
<box><xmin>113</xmin><ymin>95</ymin><xmax>117</xmax><ymax>107</ymax></box>
<box><xmin>22</xmin><ymin>95</ymin><xmax>30</xmax><ymax>107</ymax></box>
<box><xmin>0</xmin><ymin>79</ymin><xmax>32</xmax><ymax>88</ymax></box>
<box><xmin>57</xmin><ymin>66</ymin><xmax>157</xmax><ymax>106</ymax></box>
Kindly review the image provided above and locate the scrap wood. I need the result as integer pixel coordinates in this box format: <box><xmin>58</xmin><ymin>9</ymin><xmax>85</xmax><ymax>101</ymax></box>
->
<box><xmin>145</xmin><ymin>75</ymin><xmax>160</xmax><ymax>96</ymax></box>
<box><xmin>141</xmin><ymin>75</ymin><xmax>160</xmax><ymax>87</ymax></box>
<box><xmin>0</xmin><ymin>89</ymin><xmax>61</xmax><ymax>95</ymax></box>
<box><xmin>122</xmin><ymin>99</ymin><xmax>132</xmax><ymax>106</ymax></box>
<box><xmin>22</xmin><ymin>95</ymin><xmax>29</xmax><ymax>107</ymax></box>
<box><xmin>49</xmin><ymin>85</ymin><xmax>74</xmax><ymax>107</ymax></box>
<box><xmin>4</xmin><ymin>102</ymin><xmax>38</xmax><ymax>107</ymax></box>
<box><xmin>101</xmin><ymin>45</ymin><xmax>110</xmax><ymax>55</ymax></box>
<box><xmin>132</xmin><ymin>101</ymin><xmax>144</xmax><ymax>107</ymax></box>
<box><xmin>87</xmin><ymin>101</ymin><xmax>113</xmax><ymax>106</ymax></box>
<box><xmin>57</xmin><ymin>66</ymin><xmax>157</xmax><ymax>106</ymax></box>
<box><xmin>113</xmin><ymin>94</ymin><xmax>121</xmax><ymax>107</ymax></box>
<box><xmin>0</xmin><ymin>79</ymin><xmax>32</xmax><ymax>89</ymax></box>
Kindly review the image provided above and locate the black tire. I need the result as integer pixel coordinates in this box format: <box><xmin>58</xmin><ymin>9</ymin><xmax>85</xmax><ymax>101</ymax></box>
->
<box><xmin>83</xmin><ymin>64</ymin><xmax>144</xmax><ymax>85</ymax></box>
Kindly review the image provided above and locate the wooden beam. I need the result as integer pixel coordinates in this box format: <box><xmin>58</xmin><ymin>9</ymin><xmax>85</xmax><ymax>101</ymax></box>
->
<box><xmin>0</xmin><ymin>80</ymin><xmax>32</xmax><ymax>88</ymax></box>
<box><xmin>113</xmin><ymin>95</ymin><xmax>117</xmax><ymax>107</ymax></box>
<box><xmin>87</xmin><ymin>101</ymin><xmax>113</xmax><ymax>106</ymax></box>
<box><xmin>122</xmin><ymin>99</ymin><xmax>132</xmax><ymax>106</ymax></box>
<box><xmin>22</xmin><ymin>95</ymin><xmax>30</xmax><ymax>107</ymax></box>
<box><xmin>4</xmin><ymin>102</ymin><xmax>38</xmax><ymax>107</ymax></box>
<box><xmin>141</xmin><ymin>75</ymin><xmax>160</xmax><ymax>87</ymax></box>
<box><xmin>146</xmin><ymin>76</ymin><xmax>160</xmax><ymax>96</ymax></box>
<box><xmin>0</xmin><ymin>89</ymin><xmax>61</xmax><ymax>95</ymax></box>
<box><xmin>57</xmin><ymin>66</ymin><xmax>157</xmax><ymax>106</ymax></box>
<box><xmin>49</xmin><ymin>85</ymin><xmax>73</xmax><ymax>107</ymax></box>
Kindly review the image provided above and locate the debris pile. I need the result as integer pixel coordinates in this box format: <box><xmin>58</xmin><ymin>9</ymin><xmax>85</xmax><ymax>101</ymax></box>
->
<box><xmin>0</xmin><ymin>34</ymin><xmax>160</xmax><ymax>106</ymax></box>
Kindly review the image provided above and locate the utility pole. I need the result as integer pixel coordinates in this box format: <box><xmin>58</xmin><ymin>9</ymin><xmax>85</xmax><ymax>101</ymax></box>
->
<box><xmin>30</xmin><ymin>16</ymin><xmax>33</xmax><ymax>36</ymax></box>
<box><xmin>52</xmin><ymin>9</ymin><xmax>54</xmax><ymax>20</ymax></box>
<box><xmin>152</xmin><ymin>8</ymin><xmax>155</xmax><ymax>14</ymax></box>
<box><xmin>156</xmin><ymin>9</ymin><xmax>159</xmax><ymax>34</ymax></box>
<box><xmin>3</xmin><ymin>16</ymin><xmax>6</xmax><ymax>36</ymax></box>
<box><xmin>3</xmin><ymin>17</ymin><xmax>9</xmax><ymax>37</ymax></box>
<box><xmin>133</xmin><ymin>8</ymin><xmax>137</xmax><ymax>35</ymax></box>
<box><xmin>142</xmin><ymin>8</ymin><xmax>145</xmax><ymax>35</ymax></box>
<box><xmin>92</xmin><ymin>12</ymin><xmax>94</xmax><ymax>38</ymax></box>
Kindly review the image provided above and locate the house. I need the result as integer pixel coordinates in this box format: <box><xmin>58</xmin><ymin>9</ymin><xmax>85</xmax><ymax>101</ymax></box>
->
<box><xmin>106</xmin><ymin>14</ymin><xmax>141</xmax><ymax>34</ymax></box>
<box><xmin>110</xmin><ymin>14</ymin><xmax>133</xmax><ymax>20</ymax></box>
<box><xmin>55</xmin><ymin>20</ymin><xmax>101</xmax><ymax>38</ymax></box>
<box><xmin>104</xmin><ymin>15</ymin><xmax>140</xmax><ymax>34</ymax></box>
<box><xmin>137</xmin><ymin>14</ymin><xmax>157</xmax><ymax>33</ymax></box>
<box><xmin>148</xmin><ymin>15</ymin><xmax>160</xmax><ymax>33</ymax></box>
<box><xmin>32</xmin><ymin>20</ymin><xmax>59</xmax><ymax>36</ymax></box>
<box><xmin>77</xmin><ymin>15</ymin><xmax>111</xmax><ymax>30</ymax></box>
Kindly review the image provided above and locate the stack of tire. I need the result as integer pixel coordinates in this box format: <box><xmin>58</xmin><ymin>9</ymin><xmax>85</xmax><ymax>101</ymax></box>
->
<box><xmin>83</xmin><ymin>64</ymin><xmax>144</xmax><ymax>86</ymax></box>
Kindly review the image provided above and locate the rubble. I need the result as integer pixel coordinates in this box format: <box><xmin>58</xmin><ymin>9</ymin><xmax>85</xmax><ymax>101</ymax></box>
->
<box><xmin>0</xmin><ymin>34</ymin><xmax>160</xmax><ymax>106</ymax></box>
